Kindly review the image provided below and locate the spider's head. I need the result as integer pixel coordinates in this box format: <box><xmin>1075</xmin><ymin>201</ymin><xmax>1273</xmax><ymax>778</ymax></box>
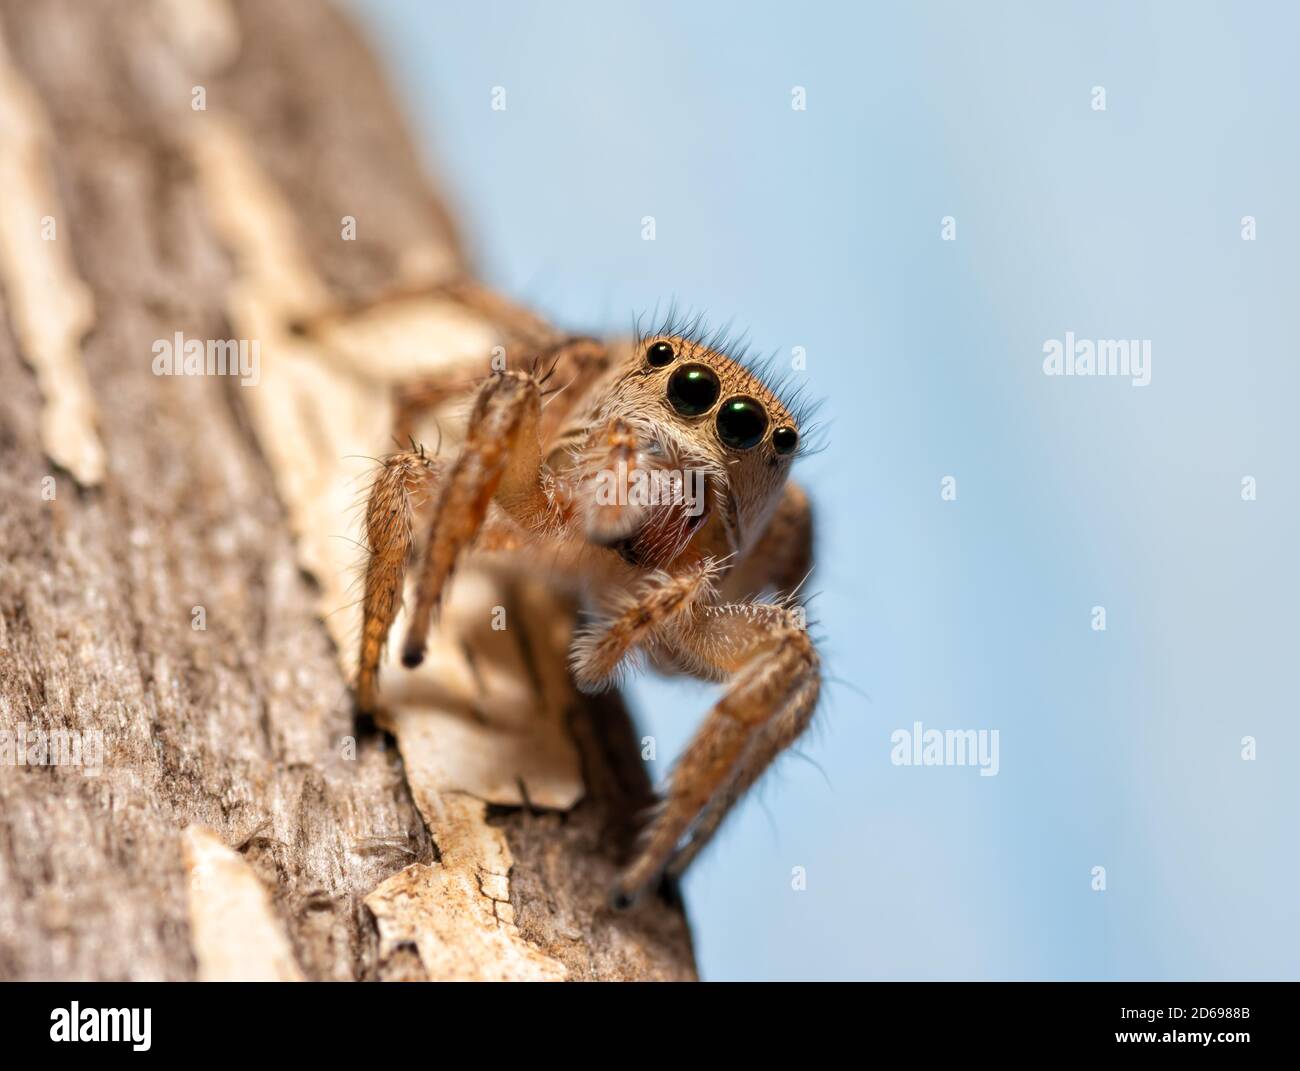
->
<box><xmin>578</xmin><ymin>326</ymin><xmax>810</xmax><ymax>567</ymax></box>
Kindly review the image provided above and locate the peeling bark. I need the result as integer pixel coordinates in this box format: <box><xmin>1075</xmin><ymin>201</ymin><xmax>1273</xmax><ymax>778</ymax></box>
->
<box><xmin>0</xmin><ymin>0</ymin><xmax>694</xmax><ymax>982</ymax></box>
<box><xmin>0</xmin><ymin>30</ymin><xmax>102</xmax><ymax>486</ymax></box>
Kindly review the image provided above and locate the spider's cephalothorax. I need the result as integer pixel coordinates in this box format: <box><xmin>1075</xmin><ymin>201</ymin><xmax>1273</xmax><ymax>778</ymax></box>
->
<box><xmin>356</xmin><ymin>320</ymin><xmax>819</xmax><ymax>906</ymax></box>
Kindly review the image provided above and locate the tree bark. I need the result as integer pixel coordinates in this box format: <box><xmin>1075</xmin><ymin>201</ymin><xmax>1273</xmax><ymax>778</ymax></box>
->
<box><xmin>0</xmin><ymin>0</ymin><xmax>695</xmax><ymax>982</ymax></box>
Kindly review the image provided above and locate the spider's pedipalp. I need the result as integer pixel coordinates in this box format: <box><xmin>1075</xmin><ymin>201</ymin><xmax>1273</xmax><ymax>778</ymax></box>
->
<box><xmin>569</xmin><ymin>558</ymin><xmax>719</xmax><ymax>694</ymax></box>
<box><xmin>581</xmin><ymin>417</ymin><xmax>647</xmax><ymax>547</ymax></box>
<box><xmin>401</xmin><ymin>369</ymin><xmax>547</xmax><ymax>668</ymax></box>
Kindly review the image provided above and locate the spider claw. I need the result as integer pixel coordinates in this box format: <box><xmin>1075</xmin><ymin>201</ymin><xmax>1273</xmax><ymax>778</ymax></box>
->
<box><xmin>607</xmin><ymin>865</ymin><xmax>681</xmax><ymax>912</ymax></box>
<box><xmin>606</xmin><ymin>880</ymin><xmax>641</xmax><ymax>912</ymax></box>
<box><xmin>664</xmin><ymin>840</ymin><xmax>697</xmax><ymax>879</ymax></box>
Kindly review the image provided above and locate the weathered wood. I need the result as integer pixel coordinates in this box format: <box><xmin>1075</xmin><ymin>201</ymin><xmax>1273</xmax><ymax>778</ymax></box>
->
<box><xmin>0</xmin><ymin>0</ymin><xmax>694</xmax><ymax>981</ymax></box>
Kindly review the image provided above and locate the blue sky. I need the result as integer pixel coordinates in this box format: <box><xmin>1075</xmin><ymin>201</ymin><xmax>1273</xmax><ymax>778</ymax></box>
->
<box><xmin>349</xmin><ymin>0</ymin><xmax>1299</xmax><ymax>979</ymax></box>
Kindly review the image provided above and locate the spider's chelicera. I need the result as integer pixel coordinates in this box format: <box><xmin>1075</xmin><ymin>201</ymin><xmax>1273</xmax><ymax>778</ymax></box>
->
<box><xmin>356</xmin><ymin>317</ymin><xmax>819</xmax><ymax>906</ymax></box>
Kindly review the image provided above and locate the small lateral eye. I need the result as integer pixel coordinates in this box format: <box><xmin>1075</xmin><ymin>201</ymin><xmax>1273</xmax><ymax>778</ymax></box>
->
<box><xmin>646</xmin><ymin>340</ymin><xmax>676</xmax><ymax>367</ymax></box>
<box><xmin>716</xmin><ymin>395</ymin><xmax>768</xmax><ymax>450</ymax></box>
<box><xmin>667</xmin><ymin>364</ymin><xmax>721</xmax><ymax>415</ymax></box>
<box><xmin>772</xmin><ymin>425</ymin><xmax>799</xmax><ymax>455</ymax></box>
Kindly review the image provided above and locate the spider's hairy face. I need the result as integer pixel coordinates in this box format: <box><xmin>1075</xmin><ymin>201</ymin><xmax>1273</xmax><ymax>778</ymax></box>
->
<box><xmin>570</xmin><ymin>333</ymin><xmax>803</xmax><ymax>568</ymax></box>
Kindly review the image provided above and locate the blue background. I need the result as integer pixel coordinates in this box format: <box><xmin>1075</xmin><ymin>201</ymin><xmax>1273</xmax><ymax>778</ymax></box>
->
<box><xmin>348</xmin><ymin>0</ymin><xmax>1298</xmax><ymax>979</ymax></box>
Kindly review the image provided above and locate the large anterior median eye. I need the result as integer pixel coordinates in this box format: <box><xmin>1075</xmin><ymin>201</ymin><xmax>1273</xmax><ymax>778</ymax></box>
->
<box><xmin>667</xmin><ymin>364</ymin><xmax>721</xmax><ymax>416</ymax></box>
<box><xmin>716</xmin><ymin>396</ymin><xmax>768</xmax><ymax>450</ymax></box>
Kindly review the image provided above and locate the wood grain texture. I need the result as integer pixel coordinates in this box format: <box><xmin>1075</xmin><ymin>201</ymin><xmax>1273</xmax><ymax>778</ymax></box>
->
<box><xmin>0</xmin><ymin>0</ymin><xmax>694</xmax><ymax>982</ymax></box>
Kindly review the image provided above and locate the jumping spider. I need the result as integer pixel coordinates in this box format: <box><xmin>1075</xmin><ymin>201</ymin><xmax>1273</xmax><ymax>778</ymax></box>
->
<box><xmin>356</xmin><ymin>319</ymin><xmax>820</xmax><ymax>906</ymax></box>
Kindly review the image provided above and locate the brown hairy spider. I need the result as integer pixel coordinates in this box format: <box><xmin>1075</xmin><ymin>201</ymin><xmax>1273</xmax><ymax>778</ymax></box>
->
<box><xmin>355</xmin><ymin>315</ymin><xmax>820</xmax><ymax>906</ymax></box>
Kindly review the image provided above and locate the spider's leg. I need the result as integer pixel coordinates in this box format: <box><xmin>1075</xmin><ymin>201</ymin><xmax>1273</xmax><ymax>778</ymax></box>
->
<box><xmin>290</xmin><ymin>274</ymin><xmax>561</xmax><ymax>355</ymax></box>
<box><xmin>610</xmin><ymin>602</ymin><xmax>820</xmax><ymax>907</ymax></box>
<box><xmin>533</xmin><ymin>336</ymin><xmax>611</xmax><ymax>440</ymax></box>
<box><xmin>665</xmin><ymin>670</ymin><xmax>819</xmax><ymax>879</ymax></box>
<box><xmin>396</xmin><ymin>335</ymin><xmax>612</xmax><ymax>660</ymax></box>
<box><xmin>356</xmin><ymin>449</ymin><xmax>440</xmax><ymax>712</ymax></box>
<box><xmin>401</xmin><ymin>369</ymin><xmax>553</xmax><ymax>667</ymax></box>
<box><xmin>391</xmin><ymin>369</ymin><xmax>472</xmax><ymax>445</ymax></box>
<box><xmin>391</xmin><ymin>334</ymin><xmax>609</xmax><ymax>444</ymax></box>
<box><xmin>440</xmin><ymin>277</ymin><xmax>562</xmax><ymax>350</ymax></box>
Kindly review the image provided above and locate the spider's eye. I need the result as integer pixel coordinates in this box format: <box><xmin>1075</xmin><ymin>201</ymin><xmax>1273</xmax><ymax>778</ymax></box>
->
<box><xmin>667</xmin><ymin>364</ymin><xmax>721</xmax><ymax>416</ymax></box>
<box><xmin>772</xmin><ymin>425</ymin><xmax>799</xmax><ymax>455</ymax></box>
<box><xmin>716</xmin><ymin>396</ymin><xmax>768</xmax><ymax>450</ymax></box>
<box><xmin>646</xmin><ymin>340</ymin><xmax>676</xmax><ymax>367</ymax></box>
